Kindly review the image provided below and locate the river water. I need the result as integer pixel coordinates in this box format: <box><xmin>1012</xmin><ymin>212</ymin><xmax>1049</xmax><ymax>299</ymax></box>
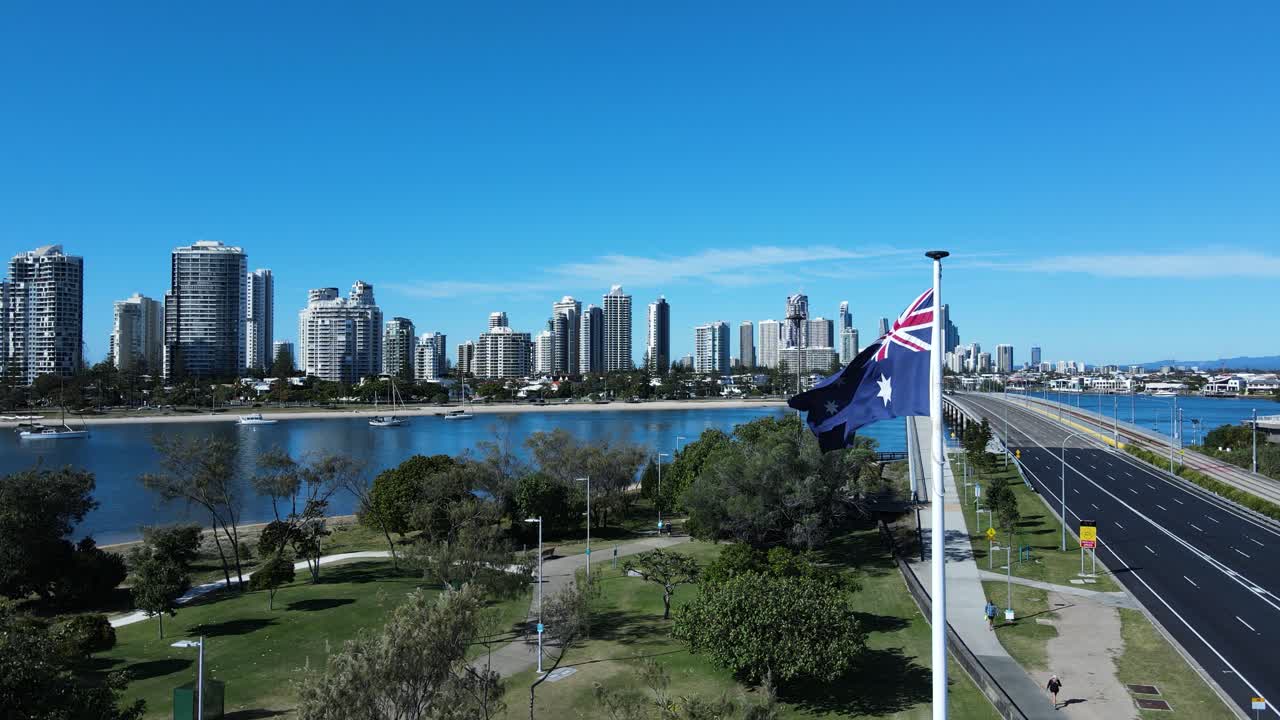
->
<box><xmin>1023</xmin><ymin>391</ymin><xmax>1280</xmax><ymax>445</ymax></box>
<box><xmin>1</xmin><ymin>407</ymin><xmax>906</xmax><ymax>544</ymax></box>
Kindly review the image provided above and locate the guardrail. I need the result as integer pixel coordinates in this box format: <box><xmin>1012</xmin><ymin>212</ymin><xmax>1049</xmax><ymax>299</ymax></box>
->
<box><xmin>877</xmin><ymin>520</ymin><xmax>1031</xmax><ymax>720</ymax></box>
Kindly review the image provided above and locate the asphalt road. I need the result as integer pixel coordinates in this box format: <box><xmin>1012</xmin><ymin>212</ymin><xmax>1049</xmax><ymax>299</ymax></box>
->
<box><xmin>954</xmin><ymin>393</ymin><xmax>1280</xmax><ymax>718</ymax></box>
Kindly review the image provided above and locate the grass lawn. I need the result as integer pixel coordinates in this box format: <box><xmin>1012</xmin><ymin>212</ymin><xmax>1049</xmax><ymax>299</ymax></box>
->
<box><xmin>1114</xmin><ymin>609</ymin><xmax>1236</xmax><ymax>720</ymax></box>
<box><xmin>958</xmin><ymin>458</ymin><xmax>1119</xmax><ymax>592</ymax></box>
<box><xmin>981</xmin><ymin>581</ymin><xmax>1058</xmax><ymax>672</ymax></box>
<box><xmin>510</xmin><ymin>524</ymin><xmax>999</xmax><ymax>720</ymax></box>
<box><xmin>98</xmin><ymin>560</ymin><xmax>530</xmax><ymax>719</ymax></box>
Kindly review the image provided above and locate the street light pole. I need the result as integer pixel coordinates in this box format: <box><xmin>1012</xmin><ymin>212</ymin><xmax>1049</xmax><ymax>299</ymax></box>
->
<box><xmin>523</xmin><ymin>516</ymin><xmax>544</xmax><ymax>674</ymax></box>
<box><xmin>1060</xmin><ymin>430</ymin><xmax>1086</xmax><ymax>552</ymax></box>
<box><xmin>1253</xmin><ymin>408</ymin><xmax>1259</xmax><ymax>475</ymax></box>
<box><xmin>656</xmin><ymin>452</ymin><xmax>670</xmax><ymax>532</ymax></box>
<box><xmin>676</xmin><ymin>435</ymin><xmax>686</xmax><ymax>452</ymax></box>
<box><xmin>577</xmin><ymin>477</ymin><xmax>591</xmax><ymax>578</ymax></box>
<box><xmin>170</xmin><ymin>638</ymin><xmax>205</xmax><ymax>720</ymax></box>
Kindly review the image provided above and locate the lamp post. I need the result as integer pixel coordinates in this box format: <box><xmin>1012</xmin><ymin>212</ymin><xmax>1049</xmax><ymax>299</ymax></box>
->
<box><xmin>171</xmin><ymin>637</ymin><xmax>205</xmax><ymax>720</ymax></box>
<box><xmin>656</xmin><ymin>452</ymin><xmax>670</xmax><ymax>532</ymax></box>
<box><xmin>523</xmin><ymin>516</ymin><xmax>544</xmax><ymax>674</ymax></box>
<box><xmin>1003</xmin><ymin>383</ymin><xmax>1009</xmax><ymax>468</ymax></box>
<box><xmin>576</xmin><ymin>477</ymin><xmax>591</xmax><ymax>577</ymax></box>
<box><xmin>1060</xmin><ymin>430</ymin><xmax>1087</xmax><ymax>551</ymax></box>
<box><xmin>1253</xmin><ymin>409</ymin><xmax>1259</xmax><ymax>475</ymax></box>
<box><xmin>676</xmin><ymin>435</ymin><xmax>687</xmax><ymax>452</ymax></box>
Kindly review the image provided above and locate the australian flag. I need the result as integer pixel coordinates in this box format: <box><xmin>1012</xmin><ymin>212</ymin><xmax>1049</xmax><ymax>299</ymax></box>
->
<box><xmin>788</xmin><ymin>288</ymin><xmax>935</xmax><ymax>451</ymax></box>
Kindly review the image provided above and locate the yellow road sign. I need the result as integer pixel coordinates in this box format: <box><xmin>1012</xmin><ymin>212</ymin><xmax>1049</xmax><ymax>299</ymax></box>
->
<box><xmin>986</xmin><ymin>527</ymin><xmax>997</xmax><ymax>540</ymax></box>
<box><xmin>1015</xmin><ymin>449</ymin><xmax>1021</xmax><ymax>459</ymax></box>
<box><xmin>1080</xmin><ymin>520</ymin><xmax>1098</xmax><ymax>549</ymax></box>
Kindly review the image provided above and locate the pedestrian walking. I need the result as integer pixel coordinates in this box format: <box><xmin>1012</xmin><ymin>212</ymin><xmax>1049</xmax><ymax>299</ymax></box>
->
<box><xmin>1046</xmin><ymin>674</ymin><xmax>1063</xmax><ymax>708</ymax></box>
<box><xmin>984</xmin><ymin>599</ymin><xmax>998</xmax><ymax>630</ymax></box>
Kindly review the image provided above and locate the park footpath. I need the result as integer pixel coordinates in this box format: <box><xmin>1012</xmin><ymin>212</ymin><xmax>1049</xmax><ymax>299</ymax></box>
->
<box><xmin>473</xmin><ymin>534</ymin><xmax>690</xmax><ymax>678</ymax></box>
<box><xmin>108</xmin><ymin>536</ymin><xmax>691</xmax><ymax>681</ymax></box>
<box><xmin>908</xmin><ymin>417</ymin><xmax>1061</xmax><ymax>720</ymax></box>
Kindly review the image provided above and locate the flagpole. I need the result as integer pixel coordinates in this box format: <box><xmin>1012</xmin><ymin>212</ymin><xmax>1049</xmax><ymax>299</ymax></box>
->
<box><xmin>926</xmin><ymin>249</ymin><xmax>950</xmax><ymax>720</ymax></box>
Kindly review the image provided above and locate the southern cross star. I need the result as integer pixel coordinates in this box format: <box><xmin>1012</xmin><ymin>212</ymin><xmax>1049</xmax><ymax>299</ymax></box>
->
<box><xmin>824</xmin><ymin>400</ymin><xmax>839</xmax><ymax>417</ymax></box>
<box><xmin>876</xmin><ymin>374</ymin><xmax>892</xmax><ymax>407</ymax></box>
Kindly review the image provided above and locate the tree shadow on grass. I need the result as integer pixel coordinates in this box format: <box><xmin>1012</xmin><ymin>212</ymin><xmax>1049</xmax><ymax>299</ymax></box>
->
<box><xmin>286</xmin><ymin>598</ymin><xmax>356</xmax><ymax>612</ymax></box>
<box><xmin>188</xmin><ymin>618</ymin><xmax>276</xmax><ymax>637</ymax></box>
<box><xmin>851</xmin><ymin>611</ymin><xmax>910</xmax><ymax>635</ymax></box>
<box><xmin>317</xmin><ymin>565</ymin><xmax>415</xmax><ymax>585</ymax></box>
<box><xmin>815</xmin><ymin>526</ymin><xmax>896</xmax><ymax>577</ymax></box>
<box><xmin>124</xmin><ymin>657</ymin><xmax>193</xmax><ymax>681</ymax></box>
<box><xmin>224</xmin><ymin>710</ymin><xmax>290</xmax><ymax>719</ymax></box>
<box><xmin>780</xmin><ymin>647</ymin><xmax>930</xmax><ymax>716</ymax></box>
<box><xmin>582</xmin><ymin>608</ymin><xmax>669</xmax><ymax>645</ymax></box>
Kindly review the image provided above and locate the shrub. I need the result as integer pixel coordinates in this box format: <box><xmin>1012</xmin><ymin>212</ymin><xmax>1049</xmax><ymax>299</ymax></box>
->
<box><xmin>52</xmin><ymin>613</ymin><xmax>116</xmax><ymax>657</ymax></box>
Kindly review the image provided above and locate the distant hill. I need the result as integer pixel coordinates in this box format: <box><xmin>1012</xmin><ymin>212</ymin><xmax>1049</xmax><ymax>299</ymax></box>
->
<box><xmin>1129</xmin><ymin>355</ymin><xmax>1280</xmax><ymax>371</ymax></box>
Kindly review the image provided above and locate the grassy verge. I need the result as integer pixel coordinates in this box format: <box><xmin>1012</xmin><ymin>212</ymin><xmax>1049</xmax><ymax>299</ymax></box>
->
<box><xmin>99</xmin><ymin>560</ymin><xmax>529</xmax><ymax>719</ymax></box>
<box><xmin>1124</xmin><ymin>445</ymin><xmax>1280</xmax><ymax>521</ymax></box>
<box><xmin>958</xmin><ymin>460</ymin><xmax>1119</xmax><ymax>592</ymax></box>
<box><xmin>981</xmin><ymin>581</ymin><xmax>1057</xmax><ymax>672</ymax></box>
<box><xmin>1115</xmin><ymin>609</ymin><xmax>1237</xmax><ymax>719</ymax></box>
<box><xmin>513</xmin><ymin>524</ymin><xmax>998</xmax><ymax>720</ymax></box>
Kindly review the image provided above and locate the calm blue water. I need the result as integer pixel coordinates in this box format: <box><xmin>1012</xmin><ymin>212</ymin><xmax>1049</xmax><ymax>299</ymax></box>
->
<box><xmin>1</xmin><ymin>408</ymin><xmax>906</xmax><ymax>544</ymax></box>
<box><xmin>1018</xmin><ymin>392</ymin><xmax>1280</xmax><ymax>445</ymax></box>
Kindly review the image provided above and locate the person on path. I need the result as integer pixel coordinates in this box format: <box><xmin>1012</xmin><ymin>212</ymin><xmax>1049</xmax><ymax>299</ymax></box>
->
<box><xmin>984</xmin><ymin>599</ymin><xmax>998</xmax><ymax>630</ymax></box>
<box><xmin>1046</xmin><ymin>674</ymin><xmax>1063</xmax><ymax>708</ymax></box>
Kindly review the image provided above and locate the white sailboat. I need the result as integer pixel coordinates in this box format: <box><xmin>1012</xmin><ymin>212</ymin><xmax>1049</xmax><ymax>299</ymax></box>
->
<box><xmin>19</xmin><ymin>402</ymin><xmax>88</xmax><ymax>440</ymax></box>
<box><xmin>444</xmin><ymin>374</ymin><xmax>473</xmax><ymax>420</ymax></box>
<box><xmin>369</xmin><ymin>378</ymin><xmax>408</xmax><ymax>427</ymax></box>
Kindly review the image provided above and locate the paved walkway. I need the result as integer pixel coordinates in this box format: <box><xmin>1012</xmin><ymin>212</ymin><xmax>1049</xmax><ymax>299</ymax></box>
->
<box><xmin>473</xmin><ymin>534</ymin><xmax>691</xmax><ymax>677</ymax></box>
<box><xmin>908</xmin><ymin>417</ymin><xmax>1059</xmax><ymax>720</ymax></box>
<box><xmin>1043</xmin><ymin>590</ymin><xmax>1136</xmax><ymax>720</ymax></box>
<box><xmin>976</xmin><ymin>571</ymin><xmax>1139</xmax><ymax>610</ymax></box>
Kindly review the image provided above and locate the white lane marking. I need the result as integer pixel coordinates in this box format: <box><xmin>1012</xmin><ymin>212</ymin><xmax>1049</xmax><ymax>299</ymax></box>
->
<box><xmin>1145</xmin><ymin>544</ymin><xmax>1157</xmax><ymax>554</ymax></box>
<box><xmin>1206</xmin><ymin>516</ymin><xmax>1220</xmax><ymax>524</ymax></box>
<box><xmin>1091</xmin><ymin>503</ymin><xmax>1099</xmax><ymax>510</ymax></box>
<box><xmin>1128</xmin><ymin>488</ymin><xmax>1139</xmax><ymax>495</ymax></box>
<box><xmin>1115</xmin><ymin>521</ymin><xmax>1125</xmax><ymax>530</ymax></box>
<box><xmin>1247</xmin><ymin>537</ymin><xmax>1265</xmax><ymax>548</ymax></box>
<box><xmin>1146</xmin><ymin>483</ymin><xmax>1156</xmax><ymax>490</ymax></box>
<box><xmin>1234</xmin><ymin>548</ymin><xmax>1251</xmax><ymax>559</ymax></box>
<box><xmin>1156</xmin><ymin>504</ymin><xmax>1168</xmax><ymax>511</ymax></box>
<box><xmin>1107</xmin><ymin>474</ymin><xmax>1116</xmax><ymax>480</ymax></box>
<box><xmin>1073</xmin><ymin>488</ymin><xmax>1080</xmax><ymax>494</ymax></box>
<box><xmin>1237</xmin><ymin>616</ymin><xmax>1257</xmax><ymax>633</ymax></box>
<box><xmin>1125</xmin><ymin>471</ymin><xmax>1133</xmax><ymax>477</ymax></box>
<box><xmin>1172</xmin><ymin>498</ymin><xmax>1185</xmax><ymax>505</ymax></box>
<box><xmin>1190</xmin><ymin>523</ymin><xmax>1204</xmax><ymax>532</ymax></box>
<box><xmin>1184</xmin><ymin>575</ymin><xmax>1199</xmax><ymax>587</ymax></box>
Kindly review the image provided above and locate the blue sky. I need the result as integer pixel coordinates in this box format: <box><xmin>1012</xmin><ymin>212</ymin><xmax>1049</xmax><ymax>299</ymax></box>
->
<box><xmin>2</xmin><ymin>2</ymin><xmax>1278</xmax><ymax>368</ymax></box>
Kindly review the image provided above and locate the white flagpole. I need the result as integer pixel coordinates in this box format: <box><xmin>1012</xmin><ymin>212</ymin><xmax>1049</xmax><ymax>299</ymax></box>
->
<box><xmin>926</xmin><ymin>250</ymin><xmax>950</xmax><ymax>720</ymax></box>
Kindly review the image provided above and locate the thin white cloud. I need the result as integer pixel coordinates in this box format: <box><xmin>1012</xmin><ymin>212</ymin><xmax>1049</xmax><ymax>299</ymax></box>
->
<box><xmin>384</xmin><ymin>245</ymin><xmax>910</xmax><ymax>298</ymax></box>
<box><xmin>963</xmin><ymin>250</ymin><xmax>1280</xmax><ymax>278</ymax></box>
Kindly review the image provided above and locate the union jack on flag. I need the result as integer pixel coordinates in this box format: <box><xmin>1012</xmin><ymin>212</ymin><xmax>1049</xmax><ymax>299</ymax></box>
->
<box><xmin>874</xmin><ymin>288</ymin><xmax>934</xmax><ymax>361</ymax></box>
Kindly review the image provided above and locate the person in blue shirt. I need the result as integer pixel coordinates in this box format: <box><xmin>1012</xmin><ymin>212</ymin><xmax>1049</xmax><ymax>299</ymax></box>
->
<box><xmin>985</xmin><ymin>599</ymin><xmax>998</xmax><ymax>630</ymax></box>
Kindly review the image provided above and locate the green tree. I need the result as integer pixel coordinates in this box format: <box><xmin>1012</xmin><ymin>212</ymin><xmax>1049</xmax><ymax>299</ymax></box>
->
<box><xmin>594</xmin><ymin>657</ymin><xmax>780</xmax><ymax>720</ymax></box>
<box><xmin>622</xmin><ymin>549</ymin><xmax>700</xmax><ymax>620</ymax></box>
<box><xmin>51</xmin><ymin>612</ymin><xmax>117</xmax><ymax>657</ymax></box>
<box><xmin>270</xmin><ymin>344</ymin><xmax>295</xmax><ymax>377</ymax></box>
<box><xmin>0</xmin><ymin>605</ymin><xmax>144</xmax><ymax>720</ymax></box>
<box><xmin>703</xmin><ymin>544</ymin><xmax>853</xmax><ymax>591</ymax></box>
<box><xmin>662</xmin><ymin>429</ymin><xmax>732</xmax><ymax>510</ymax></box>
<box><xmin>0</xmin><ymin>467</ymin><xmax>100</xmax><ymax>601</ymax></box>
<box><xmin>364</xmin><ymin>454</ymin><xmax>457</xmax><ymax>536</ymax></box>
<box><xmin>983</xmin><ymin>478</ymin><xmax>1021</xmax><ymax>552</ymax></box>
<box><xmin>513</xmin><ymin>473</ymin><xmax>578</xmax><ymax>537</ymax></box>
<box><xmin>673</xmin><ymin>573</ymin><xmax>866</xmax><ymax>685</ymax></box>
<box><xmin>141</xmin><ymin>436</ymin><xmax>247</xmax><ymax>589</ymax></box>
<box><xmin>249</xmin><ymin>553</ymin><xmax>296</xmax><ymax>610</ymax></box>
<box><xmin>53</xmin><ymin>537</ymin><xmax>128</xmax><ymax>607</ymax></box>
<box><xmin>139</xmin><ymin>523</ymin><xmax>203</xmax><ymax>567</ymax></box>
<box><xmin>296</xmin><ymin>587</ymin><xmax>500</xmax><ymax>720</ymax></box>
<box><xmin>129</xmin><ymin>551</ymin><xmax>189</xmax><ymax>638</ymax></box>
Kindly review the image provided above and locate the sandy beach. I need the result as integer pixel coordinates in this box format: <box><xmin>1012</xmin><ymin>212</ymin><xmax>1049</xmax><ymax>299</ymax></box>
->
<box><xmin>1</xmin><ymin>398</ymin><xmax>788</xmax><ymax>428</ymax></box>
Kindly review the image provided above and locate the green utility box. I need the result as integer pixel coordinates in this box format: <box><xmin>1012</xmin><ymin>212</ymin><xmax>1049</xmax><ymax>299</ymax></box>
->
<box><xmin>172</xmin><ymin>679</ymin><xmax>225</xmax><ymax>720</ymax></box>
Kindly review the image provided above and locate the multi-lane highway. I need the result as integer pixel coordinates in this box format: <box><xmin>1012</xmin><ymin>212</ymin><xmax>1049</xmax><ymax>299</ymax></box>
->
<box><xmin>954</xmin><ymin>393</ymin><xmax>1279</xmax><ymax>718</ymax></box>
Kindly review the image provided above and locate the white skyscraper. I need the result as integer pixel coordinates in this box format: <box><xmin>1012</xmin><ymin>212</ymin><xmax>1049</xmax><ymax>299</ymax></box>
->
<box><xmin>996</xmin><ymin>344</ymin><xmax>1014</xmax><ymax>374</ymax></box>
<box><xmin>3</xmin><ymin>245</ymin><xmax>84</xmax><ymax>384</ymax></box>
<box><xmin>738</xmin><ymin>321</ymin><xmax>754</xmax><ymax>369</ymax></box>
<box><xmin>245</xmin><ymin>268</ymin><xmax>274</xmax><ymax>372</ymax></box>
<box><xmin>110</xmin><ymin>293</ymin><xmax>163</xmax><ymax>373</ymax></box>
<box><xmin>298</xmin><ymin>281</ymin><xmax>384</xmax><ymax>383</ymax></box>
<box><xmin>165</xmin><ymin>241</ymin><xmax>246</xmax><ymax>379</ymax></box>
<box><xmin>474</xmin><ymin>325</ymin><xmax>531</xmax><ymax>379</ymax></box>
<box><xmin>839</xmin><ymin>327</ymin><xmax>859</xmax><ymax>365</ymax></box>
<box><xmin>579</xmin><ymin>305</ymin><xmax>604</xmax><ymax>374</ymax></box>
<box><xmin>757</xmin><ymin>319</ymin><xmax>782</xmax><ymax>369</ymax></box>
<box><xmin>272</xmin><ymin>340</ymin><xmax>294</xmax><ymax>372</ymax></box>
<box><xmin>552</xmin><ymin>296</ymin><xmax>581</xmax><ymax>375</ymax></box>
<box><xmin>603</xmin><ymin>285</ymin><xmax>632</xmax><ymax>371</ymax></box>
<box><xmin>414</xmin><ymin>332</ymin><xmax>446</xmax><ymax>382</ymax></box>
<box><xmin>694</xmin><ymin>322</ymin><xmax>730</xmax><ymax>375</ymax></box>
<box><xmin>646</xmin><ymin>296</ymin><xmax>670</xmax><ymax>374</ymax></box>
<box><xmin>489</xmin><ymin>311</ymin><xmax>508</xmax><ymax>330</ymax></box>
<box><xmin>382</xmin><ymin>317</ymin><xmax>416</xmax><ymax>377</ymax></box>
<box><xmin>784</xmin><ymin>293</ymin><xmax>808</xmax><ymax>348</ymax></box>
<box><xmin>533</xmin><ymin>330</ymin><xmax>554</xmax><ymax>375</ymax></box>
<box><xmin>838</xmin><ymin>301</ymin><xmax>852</xmax><ymax>333</ymax></box>
<box><xmin>804</xmin><ymin>317</ymin><xmax>834</xmax><ymax>349</ymax></box>
<box><xmin>0</xmin><ymin>279</ymin><xmax>9</xmax><ymax>373</ymax></box>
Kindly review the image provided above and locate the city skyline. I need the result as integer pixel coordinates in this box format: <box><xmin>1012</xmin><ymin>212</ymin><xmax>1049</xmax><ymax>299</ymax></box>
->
<box><xmin>3</xmin><ymin>4</ymin><xmax>1279</xmax><ymax>368</ymax></box>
